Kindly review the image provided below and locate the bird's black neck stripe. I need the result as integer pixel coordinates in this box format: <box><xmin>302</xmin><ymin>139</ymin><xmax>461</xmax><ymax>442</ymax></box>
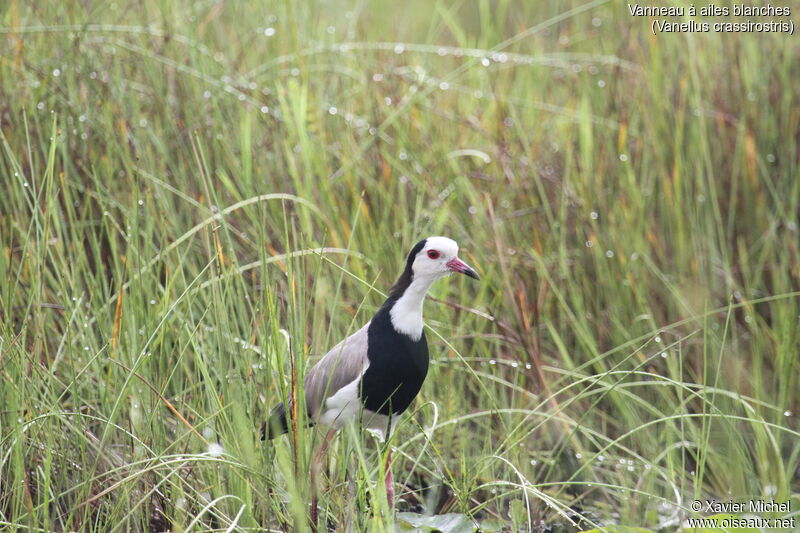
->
<box><xmin>358</xmin><ymin>238</ymin><xmax>431</xmax><ymax>416</ymax></box>
<box><xmin>387</xmin><ymin>238</ymin><xmax>427</xmax><ymax>300</ymax></box>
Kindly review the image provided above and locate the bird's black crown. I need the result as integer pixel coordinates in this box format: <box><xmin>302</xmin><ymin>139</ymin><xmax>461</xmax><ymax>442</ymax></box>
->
<box><xmin>388</xmin><ymin>238</ymin><xmax>427</xmax><ymax>299</ymax></box>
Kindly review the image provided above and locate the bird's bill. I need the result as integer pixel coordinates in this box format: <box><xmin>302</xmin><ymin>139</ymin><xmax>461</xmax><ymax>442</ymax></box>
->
<box><xmin>446</xmin><ymin>257</ymin><xmax>480</xmax><ymax>280</ymax></box>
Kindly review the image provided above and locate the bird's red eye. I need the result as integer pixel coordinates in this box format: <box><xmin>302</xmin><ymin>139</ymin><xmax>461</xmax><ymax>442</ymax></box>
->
<box><xmin>427</xmin><ymin>250</ymin><xmax>440</xmax><ymax>259</ymax></box>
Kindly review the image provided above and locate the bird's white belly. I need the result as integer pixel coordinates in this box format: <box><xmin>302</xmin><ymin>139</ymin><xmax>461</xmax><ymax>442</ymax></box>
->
<box><xmin>318</xmin><ymin>376</ymin><xmax>394</xmax><ymax>441</ymax></box>
<box><xmin>318</xmin><ymin>377</ymin><xmax>361</xmax><ymax>428</ymax></box>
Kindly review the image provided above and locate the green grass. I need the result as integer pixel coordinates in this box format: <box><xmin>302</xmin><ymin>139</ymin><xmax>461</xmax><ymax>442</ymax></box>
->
<box><xmin>1</xmin><ymin>1</ymin><xmax>798</xmax><ymax>531</ymax></box>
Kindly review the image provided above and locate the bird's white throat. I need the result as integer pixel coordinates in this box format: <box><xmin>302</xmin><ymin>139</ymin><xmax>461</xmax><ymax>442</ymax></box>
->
<box><xmin>389</xmin><ymin>275</ymin><xmax>440</xmax><ymax>341</ymax></box>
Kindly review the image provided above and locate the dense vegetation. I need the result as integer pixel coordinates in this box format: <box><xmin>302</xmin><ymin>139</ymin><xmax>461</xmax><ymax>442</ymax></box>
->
<box><xmin>1</xmin><ymin>1</ymin><xmax>798</xmax><ymax>531</ymax></box>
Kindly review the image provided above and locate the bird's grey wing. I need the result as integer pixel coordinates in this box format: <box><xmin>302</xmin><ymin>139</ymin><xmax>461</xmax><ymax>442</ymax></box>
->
<box><xmin>304</xmin><ymin>323</ymin><xmax>370</xmax><ymax>419</ymax></box>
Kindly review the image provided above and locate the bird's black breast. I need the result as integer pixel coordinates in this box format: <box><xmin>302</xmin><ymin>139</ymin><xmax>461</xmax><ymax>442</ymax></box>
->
<box><xmin>360</xmin><ymin>304</ymin><xmax>429</xmax><ymax>416</ymax></box>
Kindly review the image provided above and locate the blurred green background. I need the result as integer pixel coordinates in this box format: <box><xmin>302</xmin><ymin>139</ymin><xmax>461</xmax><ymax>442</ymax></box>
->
<box><xmin>1</xmin><ymin>1</ymin><xmax>798</xmax><ymax>531</ymax></box>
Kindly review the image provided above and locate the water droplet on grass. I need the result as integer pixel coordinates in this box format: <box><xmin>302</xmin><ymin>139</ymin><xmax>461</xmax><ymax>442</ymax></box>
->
<box><xmin>619</xmin><ymin>153</ymin><xmax>629</xmax><ymax>162</ymax></box>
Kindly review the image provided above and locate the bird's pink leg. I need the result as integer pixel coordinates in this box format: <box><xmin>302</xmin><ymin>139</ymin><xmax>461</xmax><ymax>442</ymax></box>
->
<box><xmin>311</xmin><ymin>428</ymin><xmax>337</xmax><ymax>531</ymax></box>
<box><xmin>384</xmin><ymin>447</ymin><xmax>394</xmax><ymax>508</ymax></box>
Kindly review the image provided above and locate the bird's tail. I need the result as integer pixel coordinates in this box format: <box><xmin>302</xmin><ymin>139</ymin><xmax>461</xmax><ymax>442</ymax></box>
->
<box><xmin>261</xmin><ymin>402</ymin><xmax>289</xmax><ymax>440</ymax></box>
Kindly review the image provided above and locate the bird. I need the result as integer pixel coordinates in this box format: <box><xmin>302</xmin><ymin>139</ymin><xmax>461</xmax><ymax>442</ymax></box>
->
<box><xmin>262</xmin><ymin>236</ymin><xmax>479</xmax><ymax>521</ymax></box>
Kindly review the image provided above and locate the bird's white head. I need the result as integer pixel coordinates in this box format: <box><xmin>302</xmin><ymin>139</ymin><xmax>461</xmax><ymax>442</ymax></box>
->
<box><xmin>389</xmin><ymin>236</ymin><xmax>480</xmax><ymax>300</ymax></box>
<box><xmin>409</xmin><ymin>236</ymin><xmax>480</xmax><ymax>283</ymax></box>
<box><xmin>387</xmin><ymin>236</ymin><xmax>480</xmax><ymax>339</ymax></box>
